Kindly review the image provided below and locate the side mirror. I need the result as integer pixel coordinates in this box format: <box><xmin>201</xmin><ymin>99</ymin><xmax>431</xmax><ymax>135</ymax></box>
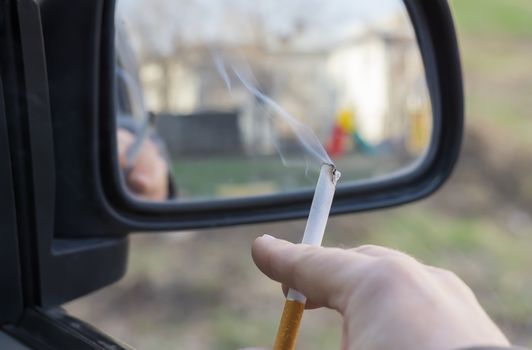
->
<box><xmin>1</xmin><ymin>0</ymin><xmax>462</xmax><ymax>311</ymax></box>
<box><xmin>98</xmin><ymin>0</ymin><xmax>463</xmax><ymax>232</ymax></box>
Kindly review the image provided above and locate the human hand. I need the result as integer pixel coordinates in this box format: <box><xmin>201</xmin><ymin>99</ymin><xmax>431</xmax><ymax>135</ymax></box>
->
<box><xmin>117</xmin><ymin>128</ymin><xmax>169</xmax><ymax>201</ymax></box>
<box><xmin>251</xmin><ymin>235</ymin><xmax>511</xmax><ymax>350</ymax></box>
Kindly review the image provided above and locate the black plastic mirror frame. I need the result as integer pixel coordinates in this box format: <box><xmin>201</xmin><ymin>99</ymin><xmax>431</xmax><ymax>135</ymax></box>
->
<box><xmin>98</xmin><ymin>0</ymin><xmax>463</xmax><ymax>232</ymax></box>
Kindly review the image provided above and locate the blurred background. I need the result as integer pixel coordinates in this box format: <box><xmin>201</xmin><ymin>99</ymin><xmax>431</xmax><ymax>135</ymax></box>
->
<box><xmin>66</xmin><ymin>0</ymin><xmax>532</xmax><ymax>348</ymax></box>
<box><xmin>115</xmin><ymin>0</ymin><xmax>432</xmax><ymax>201</ymax></box>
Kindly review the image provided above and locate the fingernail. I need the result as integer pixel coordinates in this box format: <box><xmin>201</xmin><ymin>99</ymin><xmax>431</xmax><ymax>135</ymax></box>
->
<box><xmin>261</xmin><ymin>234</ymin><xmax>276</xmax><ymax>241</ymax></box>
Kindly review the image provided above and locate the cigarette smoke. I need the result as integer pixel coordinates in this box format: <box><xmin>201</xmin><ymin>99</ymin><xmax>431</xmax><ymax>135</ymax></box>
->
<box><xmin>214</xmin><ymin>53</ymin><xmax>334</xmax><ymax>171</ymax></box>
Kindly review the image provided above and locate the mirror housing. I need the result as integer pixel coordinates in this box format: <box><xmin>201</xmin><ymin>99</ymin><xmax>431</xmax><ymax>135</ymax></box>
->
<box><xmin>96</xmin><ymin>0</ymin><xmax>463</xmax><ymax>233</ymax></box>
<box><xmin>0</xmin><ymin>0</ymin><xmax>462</xmax><ymax>311</ymax></box>
<box><xmin>40</xmin><ymin>0</ymin><xmax>463</xmax><ymax>237</ymax></box>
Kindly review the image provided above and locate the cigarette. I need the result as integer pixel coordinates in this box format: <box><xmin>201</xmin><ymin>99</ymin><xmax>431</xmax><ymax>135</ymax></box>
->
<box><xmin>273</xmin><ymin>163</ymin><xmax>341</xmax><ymax>350</ymax></box>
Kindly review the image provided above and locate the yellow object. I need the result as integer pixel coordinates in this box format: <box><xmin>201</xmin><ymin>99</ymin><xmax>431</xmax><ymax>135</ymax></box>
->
<box><xmin>273</xmin><ymin>299</ymin><xmax>306</xmax><ymax>350</ymax></box>
<box><xmin>408</xmin><ymin>107</ymin><xmax>431</xmax><ymax>154</ymax></box>
<box><xmin>337</xmin><ymin>109</ymin><xmax>355</xmax><ymax>133</ymax></box>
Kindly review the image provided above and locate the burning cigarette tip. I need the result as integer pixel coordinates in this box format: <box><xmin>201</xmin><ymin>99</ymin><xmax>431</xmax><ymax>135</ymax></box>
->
<box><xmin>326</xmin><ymin>164</ymin><xmax>341</xmax><ymax>185</ymax></box>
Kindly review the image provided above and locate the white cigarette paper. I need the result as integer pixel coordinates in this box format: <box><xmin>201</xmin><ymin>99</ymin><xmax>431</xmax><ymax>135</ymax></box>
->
<box><xmin>287</xmin><ymin>163</ymin><xmax>341</xmax><ymax>303</ymax></box>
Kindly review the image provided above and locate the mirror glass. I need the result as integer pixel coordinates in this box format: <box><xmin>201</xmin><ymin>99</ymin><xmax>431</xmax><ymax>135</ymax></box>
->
<box><xmin>114</xmin><ymin>0</ymin><xmax>432</xmax><ymax>202</ymax></box>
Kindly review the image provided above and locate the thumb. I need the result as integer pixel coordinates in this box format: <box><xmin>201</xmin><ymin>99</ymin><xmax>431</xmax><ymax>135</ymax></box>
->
<box><xmin>251</xmin><ymin>235</ymin><xmax>368</xmax><ymax>311</ymax></box>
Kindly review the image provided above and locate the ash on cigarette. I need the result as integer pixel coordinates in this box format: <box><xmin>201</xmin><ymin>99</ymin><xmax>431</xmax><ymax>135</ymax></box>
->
<box><xmin>331</xmin><ymin>166</ymin><xmax>341</xmax><ymax>185</ymax></box>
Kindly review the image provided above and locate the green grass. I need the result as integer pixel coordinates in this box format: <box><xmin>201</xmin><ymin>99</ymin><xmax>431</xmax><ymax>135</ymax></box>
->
<box><xmin>449</xmin><ymin>0</ymin><xmax>532</xmax><ymax>147</ymax></box>
<box><xmin>326</xmin><ymin>206</ymin><xmax>532</xmax><ymax>272</ymax></box>
<box><xmin>366</xmin><ymin>208</ymin><xmax>531</xmax><ymax>267</ymax></box>
<box><xmin>172</xmin><ymin>157</ymin><xmax>314</xmax><ymax>198</ymax></box>
<box><xmin>451</xmin><ymin>0</ymin><xmax>532</xmax><ymax>38</ymax></box>
<box><xmin>172</xmin><ymin>153</ymin><xmax>408</xmax><ymax>199</ymax></box>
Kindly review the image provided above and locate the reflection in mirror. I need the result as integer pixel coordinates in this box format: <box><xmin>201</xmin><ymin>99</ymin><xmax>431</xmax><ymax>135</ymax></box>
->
<box><xmin>114</xmin><ymin>0</ymin><xmax>432</xmax><ymax>202</ymax></box>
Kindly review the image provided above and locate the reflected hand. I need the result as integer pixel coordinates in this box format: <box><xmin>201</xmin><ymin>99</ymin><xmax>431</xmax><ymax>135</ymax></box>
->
<box><xmin>251</xmin><ymin>235</ymin><xmax>510</xmax><ymax>350</ymax></box>
<box><xmin>117</xmin><ymin>128</ymin><xmax>169</xmax><ymax>201</ymax></box>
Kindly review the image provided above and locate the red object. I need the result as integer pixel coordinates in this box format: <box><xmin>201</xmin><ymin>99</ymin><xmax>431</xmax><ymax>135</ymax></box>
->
<box><xmin>327</xmin><ymin>125</ymin><xmax>346</xmax><ymax>157</ymax></box>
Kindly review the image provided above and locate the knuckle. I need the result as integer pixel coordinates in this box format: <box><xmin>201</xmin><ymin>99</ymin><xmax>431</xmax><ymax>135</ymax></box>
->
<box><xmin>433</xmin><ymin>268</ymin><xmax>477</xmax><ymax>299</ymax></box>
<box><xmin>368</xmin><ymin>256</ymin><xmax>416</xmax><ymax>288</ymax></box>
<box><xmin>377</xmin><ymin>256</ymin><xmax>412</xmax><ymax>273</ymax></box>
<box><xmin>354</xmin><ymin>244</ymin><xmax>381</xmax><ymax>253</ymax></box>
<box><xmin>432</xmin><ymin>267</ymin><xmax>464</xmax><ymax>286</ymax></box>
<box><xmin>437</xmin><ymin>268</ymin><xmax>460</xmax><ymax>282</ymax></box>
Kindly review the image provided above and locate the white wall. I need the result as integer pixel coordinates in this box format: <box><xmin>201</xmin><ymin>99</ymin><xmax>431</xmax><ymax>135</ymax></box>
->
<box><xmin>327</xmin><ymin>37</ymin><xmax>390</xmax><ymax>144</ymax></box>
